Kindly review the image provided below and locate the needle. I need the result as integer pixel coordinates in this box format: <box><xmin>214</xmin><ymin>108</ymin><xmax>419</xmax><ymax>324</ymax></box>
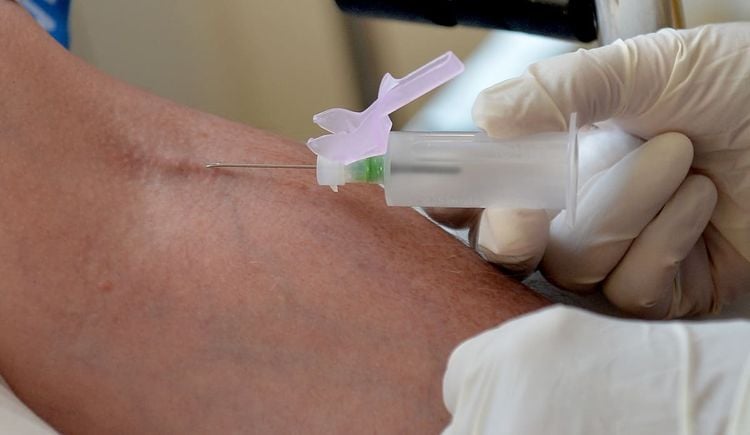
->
<box><xmin>205</xmin><ymin>163</ymin><xmax>316</xmax><ymax>170</ymax></box>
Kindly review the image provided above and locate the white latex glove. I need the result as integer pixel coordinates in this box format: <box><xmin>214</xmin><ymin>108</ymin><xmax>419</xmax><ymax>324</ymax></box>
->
<box><xmin>469</xmin><ymin>23</ymin><xmax>750</xmax><ymax>319</ymax></box>
<box><xmin>443</xmin><ymin>305</ymin><xmax>750</xmax><ymax>435</ymax></box>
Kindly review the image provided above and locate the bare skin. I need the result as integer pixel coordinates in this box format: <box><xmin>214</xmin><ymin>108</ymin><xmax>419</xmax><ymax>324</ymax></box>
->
<box><xmin>0</xmin><ymin>3</ymin><xmax>547</xmax><ymax>433</ymax></box>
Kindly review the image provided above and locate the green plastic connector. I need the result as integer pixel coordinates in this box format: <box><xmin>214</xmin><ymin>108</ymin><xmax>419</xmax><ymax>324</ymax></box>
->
<box><xmin>346</xmin><ymin>156</ymin><xmax>385</xmax><ymax>184</ymax></box>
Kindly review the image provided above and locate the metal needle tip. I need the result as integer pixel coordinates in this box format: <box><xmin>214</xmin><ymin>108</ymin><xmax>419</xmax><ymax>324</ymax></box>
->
<box><xmin>205</xmin><ymin>163</ymin><xmax>316</xmax><ymax>170</ymax></box>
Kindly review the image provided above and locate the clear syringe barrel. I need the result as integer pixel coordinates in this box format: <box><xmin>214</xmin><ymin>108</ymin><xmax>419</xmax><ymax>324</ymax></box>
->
<box><xmin>316</xmin><ymin>120</ymin><xmax>578</xmax><ymax>223</ymax></box>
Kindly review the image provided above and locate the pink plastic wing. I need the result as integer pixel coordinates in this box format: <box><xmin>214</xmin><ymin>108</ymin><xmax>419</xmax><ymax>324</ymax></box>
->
<box><xmin>307</xmin><ymin>52</ymin><xmax>465</xmax><ymax>164</ymax></box>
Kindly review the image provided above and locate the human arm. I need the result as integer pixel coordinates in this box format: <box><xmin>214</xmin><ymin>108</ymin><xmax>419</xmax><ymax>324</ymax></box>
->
<box><xmin>0</xmin><ymin>2</ymin><xmax>547</xmax><ymax>433</ymax></box>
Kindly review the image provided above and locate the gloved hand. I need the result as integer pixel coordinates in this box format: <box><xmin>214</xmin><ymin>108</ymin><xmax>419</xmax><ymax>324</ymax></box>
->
<box><xmin>444</xmin><ymin>23</ymin><xmax>750</xmax><ymax>318</ymax></box>
<box><xmin>442</xmin><ymin>305</ymin><xmax>750</xmax><ymax>435</ymax></box>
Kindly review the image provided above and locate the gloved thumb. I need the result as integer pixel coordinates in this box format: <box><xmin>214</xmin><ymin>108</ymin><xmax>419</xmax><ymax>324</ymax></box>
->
<box><xmin>473</xmin><ymin>28</ymin><xmax>682</xmax><ymax>138</ymax></box>
<box><xmin>473</xmin><ymin>208</ymin><xmax>550</xmax><ymax>278</ymax></box>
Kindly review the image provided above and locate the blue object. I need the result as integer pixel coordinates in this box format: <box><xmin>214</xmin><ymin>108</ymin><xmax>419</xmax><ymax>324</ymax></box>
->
<box><xmin>19</xmin><ymin>0</ymin><xmax>71</xmax><ymax>48</ymax></box>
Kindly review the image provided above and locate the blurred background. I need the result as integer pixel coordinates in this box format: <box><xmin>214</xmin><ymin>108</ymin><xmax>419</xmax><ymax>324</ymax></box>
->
<box><xmin>68</xmin><ymin>0</ymin><xmax>487</xmax><ymax>140</ymax></box>
<box><xmin>68</xmin><ymin>0</ymin><xmax>749</xmax><ymax>142</ymax></box>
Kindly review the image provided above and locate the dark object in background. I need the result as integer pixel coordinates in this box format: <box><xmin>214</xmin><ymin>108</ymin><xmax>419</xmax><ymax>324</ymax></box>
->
<box><xmin>335</xmin><ymin>0</ymin><xmax>598</xmax><ymax>42</ymax></box>
<box><xmin>334</xmin><ymin>0</ymin><xmax>685</xmax><ymax>45</ymax></box>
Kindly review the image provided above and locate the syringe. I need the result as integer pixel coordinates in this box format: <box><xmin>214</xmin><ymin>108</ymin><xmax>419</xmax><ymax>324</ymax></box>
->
<box><xmin>208</xmin><ymin>52</ymin><xmax>578</xmax><ymax>224</ymax></box>
<box><xmin>207</xmin><ymin>121</ymin><xmax>579</xmax><ymax>225</ymax></box>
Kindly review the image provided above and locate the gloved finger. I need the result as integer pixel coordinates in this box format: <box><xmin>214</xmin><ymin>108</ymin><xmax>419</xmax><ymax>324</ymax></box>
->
<box><xmin>603</xmin><ymin>175</ymin><xmax>718</xmax><ymax>319</ymax></box>
<box><xmin>472</xmin><ymin>28</ymin><xmax>695</xmax><ymax>138</ymax></box>
<box><xmin>423</xmin><ymin>207</ymin><xmax>482</xmax><ymax>229</ymax></box>
<box><xmin>672</xmin><ymin>237</ymin><xmax>714</xmax><ymax>318</ymax></box>
<box><xmin>471</xmin><ymin>208</ymin><xmax>549</xmax><ymax>278</ymax></box>
<box><xmin>703</xmin><ymin>224</ymin><xmax>750</xmax><ymax>310</ymax></box>
<box><xmin>541</xmin><ymin>132</ymin><xmax>693</xmax><ymax>292</ymax></box>
<box><xmin>576</xmin><ymin>125</ymin><xmax>643</xmax><ymax>186</ymax></box>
